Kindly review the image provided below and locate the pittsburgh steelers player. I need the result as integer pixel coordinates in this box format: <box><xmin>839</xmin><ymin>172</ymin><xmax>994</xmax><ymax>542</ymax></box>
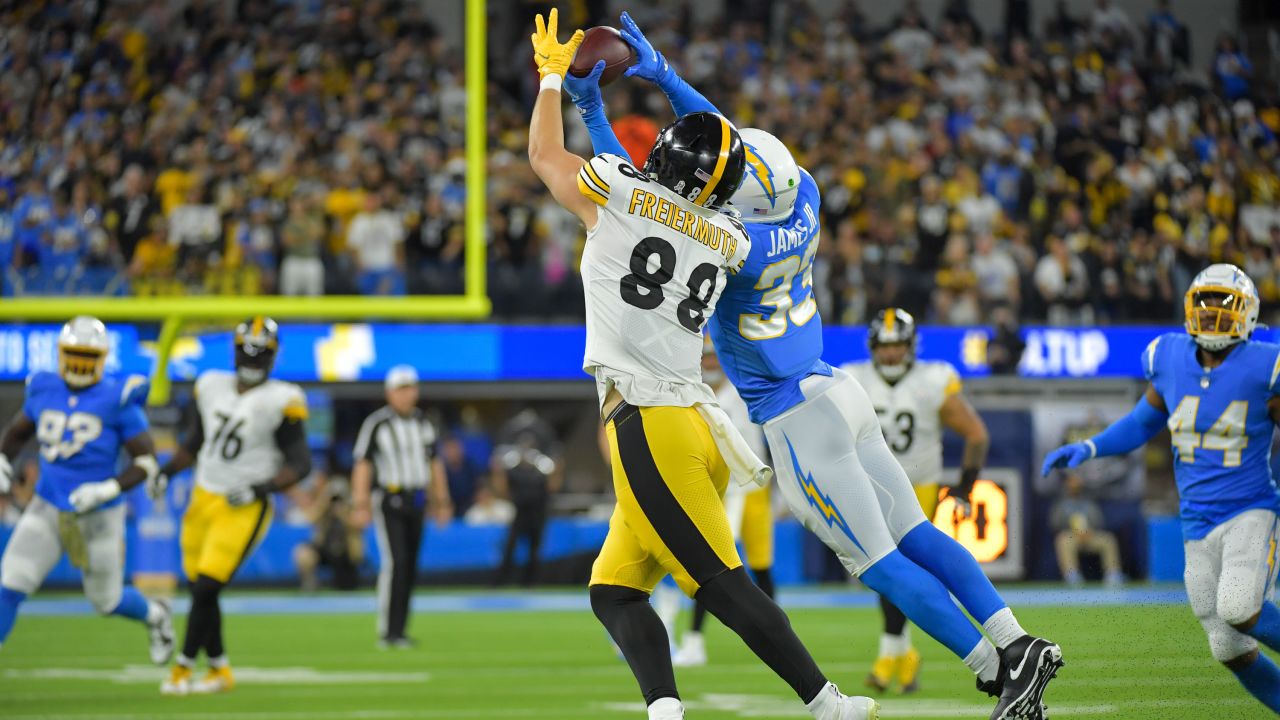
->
<box><xmin>844</xmin><ymin>309</ymin><xmax>991</xmax><ymax>694</ymax></box>
<box><xmin>528</xmin><ymin>10</ymin><xmax>877</xmax><ymax>719</ymax></box>
<box><xmin>0</xmin><ymin>316</ymin><xmax>173</xmax><ymax>663</ymax></box>
<box><xmin>158</xmin><ymin>317</ymin><xmax>311</xmax><ymax>695</ymax></box>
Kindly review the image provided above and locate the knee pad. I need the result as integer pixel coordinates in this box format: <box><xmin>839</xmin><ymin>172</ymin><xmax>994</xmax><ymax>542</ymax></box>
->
<box><xmin>1208</xmin><ymin>625</ymin><xmax>1258</xmax><ymax>663</ymax></box>
<box><xmin>0</xmin><ymin>555</ymin><xmax>40</xmax><ymax>595</ymax></box>
<box><xmin>84</xmin><ymin>579</ymin><xmax>123</xmax><ymax>615</ymax></box>
<box><xmin>589</xmin><ymin>584</ymin><xmax>648</xmax><ymax>624</ymax></box>
<box><xmin>1218</xmin><ymin>589</ymin><xmax>1263</xmax><ymax>628</ymax></box>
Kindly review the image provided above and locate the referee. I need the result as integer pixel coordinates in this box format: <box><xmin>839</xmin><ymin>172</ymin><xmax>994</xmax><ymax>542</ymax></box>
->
<box><xmin>351</xmin><ymin>365</ymin><xmax>452</xmax><ymax>647</ymax></box>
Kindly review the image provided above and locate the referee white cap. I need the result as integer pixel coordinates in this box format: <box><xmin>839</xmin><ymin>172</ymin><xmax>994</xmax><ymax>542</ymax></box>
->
<box><xmin>385</xmin><ymin>364</ymin><xmax>419</xmax><ymax>390</ymax></box>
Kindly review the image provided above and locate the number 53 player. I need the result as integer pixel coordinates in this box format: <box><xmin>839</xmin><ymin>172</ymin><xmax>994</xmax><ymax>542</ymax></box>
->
<box><xmin>1045</xmin><ymin>264</ymin><xmax>1280</xmax><ymax>713</ymax></box>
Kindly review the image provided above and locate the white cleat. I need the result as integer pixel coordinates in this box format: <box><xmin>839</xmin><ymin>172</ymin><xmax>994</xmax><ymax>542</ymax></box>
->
<box><xmin>834</xmin><ymin>694</ymin><xmax>880</xmax><ymax>720</ymax></box>
<box><xmin>147</xmin><ymin>600</ymin><xmax>175</xmax><ymax>666</ymax></box>
<box><xmin>671</xmin><ymin>632</ymin><xmax>707</xmax><ymax>667</ymax></box>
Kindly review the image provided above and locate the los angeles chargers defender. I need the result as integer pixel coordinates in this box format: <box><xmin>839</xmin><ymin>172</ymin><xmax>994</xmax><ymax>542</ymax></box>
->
<box><xmin>0</xmin><ymin>316</ymin><xmax>174</xmax><ymax>663</ymax></box>
<box><xmin>1044</xmin><ymin>264</ymin><xmax>1280</xmax><ymax>713</ymax></box>
<box><xmin>570</xmin><ymin>14</ymin><xmax>1061</xmax><ymax>719</ymax></box>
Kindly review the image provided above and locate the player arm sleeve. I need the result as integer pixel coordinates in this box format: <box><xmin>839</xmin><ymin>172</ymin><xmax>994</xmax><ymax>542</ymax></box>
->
<box><xmin>161</xmin><ymin>402</ymin><xmax>204</xmax><ymax>475</ymax></box>
<box><xmin>579</xmin><ymin>104</ymin><xmax>631</xmax><ymax>162</ymax></box>
<box><xmin>270</xmin><ymin>417</ymin><xmax>312</xmax><ymax>490</ymax></box>
<box><xmin>654</xmin><ymin>67</ymin><xmax>721</xmax><ymax>117</ymax></box>
<box><xmin>1086</xmin><ymin>395</ymin><xmax>1168</xmax><ymax>458</ymax></box>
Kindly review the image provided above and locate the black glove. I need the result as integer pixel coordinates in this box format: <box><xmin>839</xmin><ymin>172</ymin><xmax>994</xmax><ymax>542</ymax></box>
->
<box><xmin>950</xmin><ymin>467</ymin><xmax>981</xmax><ymax>518</ymax></box>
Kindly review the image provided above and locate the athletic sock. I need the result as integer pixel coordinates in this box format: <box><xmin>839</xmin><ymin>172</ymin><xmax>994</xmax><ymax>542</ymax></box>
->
<box><xmin>696</xmin><ymin>567</ymin><xmax>828</xmax><ymax>703</ymax></box>
<box><xmin>647</xmin><ymin>696</ymin><xmax>684</xmax><ymax>720</ymax></box>
<box><xmin>0</xmin><ymin>587</ymin><xmax>26</xmax><ymax>644</ymax></box>
<box><xmin>982</xmin><ymin>607</ymin><xmax>1028</xmax><ymax>650</ymax></box>
<box><xmin>176</xmin><ymin>654</ymin><xmax>195</xmax><ymax>668</ymax></box>
<box><xmin>208</xmin><ymin>654</ymin><xmax>229</xmax><ymax>670</ymax></box>
<box><xmin>591</xmin><ymin>584</ymin><xmax>679</xmax><ymax>706</ymax></box>
<box><xmin>860</xmin><ymin>550</ymin><xmax>984</xmax><ymax>659</ymax></box>
<box><xmin>109</xmin><ymin>587</ymin><xmax>150</xmax><ymax>622</ymax></box>
<box><xmin>690</xmin><ymin>599</ymin><xmax>709</xmax><ymax>634</ymax></box>
<box><xmin>963</xmin><ymin>638</ymin><xmax>1001</xmax><ymax>683</ymax></box>
<box><xmin>898</xmin><ymin>522</ymin><xmax>1007</xmax><ymax>625</ymax></box>
<box><xmin>1245</xmin><ymin>602</ymin><xmax>1280</xmax><ymax>652</ymax></box>
<box><xmin>1233</xmin><ymin>653</ymin><xmax>1280</xmax><ymax>712</ymax></box>
<box><xmin>752</xmin><ymin>567</ymin><xmax>776</xmax><ymax>600</ymax></box>
<box><xmin>146</xmin><ymin>600</ymin><xmax>165</xmax><ymax>625</ymax></box>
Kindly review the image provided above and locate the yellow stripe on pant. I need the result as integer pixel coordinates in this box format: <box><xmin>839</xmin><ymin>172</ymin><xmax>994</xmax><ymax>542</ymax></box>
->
<box><xmin>181</xmin><ymin>485</ymin><xmax>272</xmax><ymax>583</ymax></box>
<box><xmin>589</xmin><ymin>403</ymin><xmax>741</xmax><ymax>597</ymax></box>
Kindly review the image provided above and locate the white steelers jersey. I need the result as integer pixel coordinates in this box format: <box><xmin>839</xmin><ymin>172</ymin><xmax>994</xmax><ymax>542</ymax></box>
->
<box><xmin>842</xmin><ymin>360</ymin><xmax>962</xmax><ymax>486</ymax></box>
<box><xmin>715</xmin><ymin>379</ymin><xmax>768</xmax><ymax>497</ymax></box>
<box><xmin>192</xmin><ymin>369</ymin><xmax>308</xmax><ymax>495</ymax></box>
<box><xmin>577</xmin><ymin>152</ymin><xmax>750</xmax><ymax>409</ymax></box>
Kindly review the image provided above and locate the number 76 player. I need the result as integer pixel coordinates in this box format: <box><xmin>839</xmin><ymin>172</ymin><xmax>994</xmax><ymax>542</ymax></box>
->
<box><xmin>1045</xmin><ymin>264</ymin><xmax>1280</xmax><ymax>713</ymax></box>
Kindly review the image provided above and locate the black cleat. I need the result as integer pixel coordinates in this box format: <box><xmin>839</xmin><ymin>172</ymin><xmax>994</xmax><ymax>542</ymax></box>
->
<box><xmin>990</xmin><ymin>635</ymin><xmax>1063</xmax><ymax>720</ymax></box>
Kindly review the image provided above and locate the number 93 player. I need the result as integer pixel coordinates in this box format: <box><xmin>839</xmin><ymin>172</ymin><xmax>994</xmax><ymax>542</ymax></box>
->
<box><xmin>608</xmin><ymin>14</ymin><xmax>1060</xmax><ymax>720</ymax></box>
<box><xmin>157</xmin><ymin>317</ymin><xmax>311</xmax><ymax>695</ymax></box>
<box><xmin>1044</xmin><ymin>264</ymin><xmax>1280</xmax><ymax>713</ymax></box>
<box><xmin>529</xmin><ymin>10</ymin><xmax>877</xmax><ymax>719</ymax></box>
<box><xmin>0</xmin><ymin>316</ymin><xmax>174</xmax><ymax>663</ymax></box>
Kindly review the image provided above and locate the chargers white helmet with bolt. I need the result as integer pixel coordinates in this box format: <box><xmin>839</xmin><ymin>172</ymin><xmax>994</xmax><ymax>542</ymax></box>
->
<box><xmin>58</xmin><ymin>315</ymin><xmax>110</xmax><ymax>388</ymax></box>
<box><xmin>725</xmin><ymin>128</ymin><xmax>801</xmax><ymax>224</ymax></box>
<box><xmin>1184</xmin><ymin>263</ymin><xmax>1259</xmax><ymax>352</ymax></box>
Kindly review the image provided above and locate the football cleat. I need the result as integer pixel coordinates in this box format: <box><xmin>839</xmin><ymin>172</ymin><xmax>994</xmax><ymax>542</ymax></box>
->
<box><xmin>990</xmin><ymin>635</ymin><xmax>1063</xmax><ymax>720</ymax></box>
<box><xmin>672</xmin><ymin>632</ymin><xmax>707</xmax><ymax>667</ymax></box>
<box><xmin>160</xmin><ymin>664</ymin><xmax>192</xmax><ymax>696</ymax></box>
<box><xmin>147</xmin><ymin>600</ymin><xmax>175</xmax><ymax>666</ymax></box>
<box><xmin>864</xmin><ymin>655</ymin><xmax>895</xmax><ymax>692</ymax></box>
<box><xmin>191</xmin><ymin>665</ymin><xmax>235</xmax><ymax>694</ymax></box>
<box><xmin>895</xmin><ymin>647</ymin><xmax>921</xmax><ymax>694</ymax></box>
<box><xmin>834</xmin><ymin>694</ymin><xmax>880</xmax><ymax>720</ymax></box>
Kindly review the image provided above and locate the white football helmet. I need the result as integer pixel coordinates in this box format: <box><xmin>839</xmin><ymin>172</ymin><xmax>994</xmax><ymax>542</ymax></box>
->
<box><xmin>725</xmin><ymin>128</ymin><xmax>801</xmax><ymax>224</ymax></box>
<box><xmin>58</xmin><ymin>316</ymin><xmax>109</xmax><ymax>388</ymax></box>
<box><xmin>1184</xmin><ymin>263</ymin><xmax>1259</xmax><ymax>351</ymax></box>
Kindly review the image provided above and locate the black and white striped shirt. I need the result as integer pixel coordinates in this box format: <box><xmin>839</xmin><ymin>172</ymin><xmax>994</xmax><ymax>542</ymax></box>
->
<box><xmin>353</xmin><ymin>406</ymin><xmax>437</xmax><ymax>492</ymax></box>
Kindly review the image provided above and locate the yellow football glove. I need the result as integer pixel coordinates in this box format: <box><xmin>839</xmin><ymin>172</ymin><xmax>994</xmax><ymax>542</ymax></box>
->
<box><xmin>531</xmin><ymin>8</ymin><xmax>585</xmax><ymax>80</ymax></box>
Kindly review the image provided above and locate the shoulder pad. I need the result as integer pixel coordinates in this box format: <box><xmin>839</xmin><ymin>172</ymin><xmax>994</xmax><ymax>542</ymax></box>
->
<box><xmin>25</xmin><ymin>371</ymin><xmax>57</xmax><ymax>395</ymax></box>
<box><xmin>118</xmin><ymin>374</ymin><xmax>150</xmax><ymax>408</ymax></box>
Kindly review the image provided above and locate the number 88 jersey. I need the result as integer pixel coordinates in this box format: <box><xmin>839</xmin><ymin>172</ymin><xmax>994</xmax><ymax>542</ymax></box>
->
<box><xmin>1144</xmin><ymin>332</ymin><xmax>1280</xmax><ymax>540</ymax></box>
<box><xmin>577</xmin><ymin>153</ymin><xmax>750</xmax><ymax>409</ymax></box>
<box><xmin>192</xmin><ymin>369</ymin><xmax>308</xmax><ymax>495</ymax></box>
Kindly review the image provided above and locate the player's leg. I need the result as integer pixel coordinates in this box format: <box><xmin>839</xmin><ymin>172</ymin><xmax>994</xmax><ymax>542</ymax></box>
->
<box><xmin>605</xmin><ymin>403</ymin><xmax>876</xmax><ymax>719</ymax></box>
<box><xmin>868</xmin><ymin>598</ymin><xmax>909</xmax><ymax>693</ymax></box>
<box><xmin>675</xmin><ymin>482</ymin><xmax>749</xmax><ymax>668</ymax></box>
<box><xmin>856</xmin><ymin>433</ymin><xmax>1060</xmax><ymax>718</ymax></box>
<box><xmin>0</xmin><ymin>496</ymin><xmax>64</xmax><ymax>649</ymax></box>
<box><xmin>1185</xmin><ymin>525</ymin><xmax>1280</xmax><ymax>711</ymax></box>
<box><xmin>589</xmin><ymin>508</ymin><xmax>681</xmax><ymax>717</ymax></box>
<box><xmin>77</xmin><ymin>502</ymin><xmax>174</xmax><ymax>664</ymax></box>
<box><xmin>188</xmin><ymin>490</ymin><xmax>272</xmax><ymax>693</ymax></box>
<box><xmin>1215</xmin><ymin>511</ymin><xmax>1280</xmax><ymax>652</ymax></box>
<box><xmin>764</xmin><ymin>376</ymin><xmax>994</xmax><ymax>681</ymax></box>
<box><xmin>398</xmin><ymin>504</ymin><xmax>425</xmax><ymax>640</ymax></box>
<box><xmin>164</xmin><ymin>489</ymin><xmax>213</xmax><ymax>695</ymax></box>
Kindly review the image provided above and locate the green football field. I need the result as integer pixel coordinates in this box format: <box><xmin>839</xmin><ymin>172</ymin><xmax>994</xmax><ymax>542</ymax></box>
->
<box><xmin>0</xmin><ymin>591</ymin><xmax>1268</xmax><ymax>719</ymax></box>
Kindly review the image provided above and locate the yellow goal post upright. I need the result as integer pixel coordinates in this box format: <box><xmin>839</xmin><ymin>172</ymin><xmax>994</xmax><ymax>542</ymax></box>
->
<box><xmin>0</xmin><ymin>0</ymin><xmax>490</xmax><ymax>405</ymax></box>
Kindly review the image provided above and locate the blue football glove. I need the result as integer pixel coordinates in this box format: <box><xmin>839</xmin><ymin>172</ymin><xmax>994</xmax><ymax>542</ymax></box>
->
<box><xmin>564</xmin><ymin>59</ymin><xmax>606</xmax><ymax>112</ymax></box>
<box><xmin>619</xmin><ymin>11</ymin><xmax>672</xmax><ymax>85</ymax></box>
<box><xmin>1041</xmin><ymin>442</ymin><xmax>1094</xmax><ymax>477</ymax></box>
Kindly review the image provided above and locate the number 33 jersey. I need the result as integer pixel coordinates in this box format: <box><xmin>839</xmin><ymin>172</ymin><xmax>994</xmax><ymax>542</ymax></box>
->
<box><xmin>842</xmin><ymin>360</ymin><xmax>962</xmax><ymax>488</ymax></box>
<box><xmin>23</xmin><ymin>371</ymin><xmax>150</xmax><ymax>512</ymax></box>
<box><xmin>1144</xmin><ymin>333</ymin><xmax>1280</xmax><ymax>540</ymax></box>
<box><xmin>577</xmin><ymin>153</ymin><xmax>750</xmax><ymax>409</ymax></box>
<box><xmin>192</xmin><ymin>370</ymin><xmax>308</xmax><ymax>495</ymax></box>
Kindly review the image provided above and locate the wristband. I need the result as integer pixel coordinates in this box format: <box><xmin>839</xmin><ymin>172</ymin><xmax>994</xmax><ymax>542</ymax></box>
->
<box><xmin>540</xmin><ymin>74</ymin><xmax>563</xmax><ymax>93</ymax></box>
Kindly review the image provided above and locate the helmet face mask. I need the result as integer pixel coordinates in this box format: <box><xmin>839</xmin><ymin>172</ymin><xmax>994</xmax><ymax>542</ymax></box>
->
<box><xmin>868</xmin><ymin>308</ymin><xmax>918</xmax><ymax>382</ymax></box>
<box><xmin>643</xmin><ymin>112</ymin><xmax>747</xmax><ymax>212</ymax></box>
<box><xmin>1184</xmin><ymin>264</ymin><xmax>1259</xmax><ymax>352</ymax></box>
<box><xmin>234</xmin><ymin>316</ymin><xmax>279</xmax><ymax>387</ymax></box>
<box><xmin>58</xmin><ymin>316</ymin><xmax>109</xmax><ymax>388</ymax></box>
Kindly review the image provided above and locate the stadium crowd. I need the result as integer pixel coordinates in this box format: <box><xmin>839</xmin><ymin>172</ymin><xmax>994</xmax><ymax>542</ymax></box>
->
<box><xmin>1</xmin><ymin>0</ymin><xmax>1279</xmax><ymax>326</ymax></box>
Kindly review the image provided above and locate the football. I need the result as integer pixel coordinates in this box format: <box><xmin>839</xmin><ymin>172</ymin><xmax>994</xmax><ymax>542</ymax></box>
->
<box><xmin>568</xmin><ymin>26</ymin><xmax>636</xmax><ymax>87</ymax></box>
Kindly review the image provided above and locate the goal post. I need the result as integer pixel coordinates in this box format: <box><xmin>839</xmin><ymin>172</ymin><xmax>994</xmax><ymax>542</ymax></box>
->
<box><xmin>0</xmin><ymin>0</ymin><xmax>491</xmax><ymax>405</ymax></box>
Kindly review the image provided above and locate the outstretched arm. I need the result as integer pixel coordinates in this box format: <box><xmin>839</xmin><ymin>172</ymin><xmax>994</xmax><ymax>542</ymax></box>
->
<box><xmin>618</xmin><ymin>12</ymin><xmax>720</xmax><ymax>118</ymax></box>
<box><xmin>565</xmin><ymin>60</ymin><xmax>631</xmax><ymax>161</ymax></box>
<box><xmin>1042</xmin><ymin>385</ymin><xmax>1168</xmax><ymax>476</ymax></box>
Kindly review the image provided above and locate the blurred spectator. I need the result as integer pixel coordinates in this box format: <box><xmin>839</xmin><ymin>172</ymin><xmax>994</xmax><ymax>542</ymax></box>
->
<box><xmin>294</xmin><ymin>478</ymin><xmax>365</xmax><ymax>592</ymax></box>
<box><xmin>1051</xmin><ymin>473</ymin><xmax>1125</xmax><ymax>588</ymax></box>
<box><xmin>169</xmin><ymin>185</ymin><xmax>221</xmax><ymax>289</ymax></box>
<box><xmin>103</xmin><ymin>165</ymin><xmax>157</xmax><ymax>263</ymax></box>
<box><xmin>491</xmin><ymin>409</ymin><xmax>562</xmax><ymax>588</ymax></box>
<box><xmin>463</xmin><ymin>485</ymin><xmax>516</xmax><ymax>526</ymax></box>
<box><xmin>347</xmin><ymin>190</ymin><xmax>406</xmax><ymax>296</ymax></box>
<box><xmin>441</xmin><ymin>435</ymin><xmax>487</xmax><ymax>519</ymax></box>
<box><xmin>280</xmin><ymin>194</ymin><xmax>326</xmax><ymax>297</ymax></box>
<box><xmin>986</xmin><ymin>303</ymin><xmax>1026</xmax><ymax>374</ymax></box>
<box><xmin>1212</xmin><ymin>34</ymin><xmax>1253</xmax><ymax>102</ymax></box>
<box><xmin>1035</xmin><ymin>236</ymin><xmax>1093</xmax><ymax>325</ymax></box>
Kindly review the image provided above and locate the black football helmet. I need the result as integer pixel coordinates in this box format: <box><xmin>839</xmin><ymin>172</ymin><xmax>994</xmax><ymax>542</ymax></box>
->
<box><xmin>643</xmin><ymin>112</ymin><xmax>747</xmax><ymax>211</ymax></box>
<box><xmin>868</xmin><ymin>308</ymin><xmax>918</xmax><ymax>382</ymax></box>
<box><xmin>234</xmin><ymin>316</ymin><xmax>279</xmax><ymax>387</ymax></box>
